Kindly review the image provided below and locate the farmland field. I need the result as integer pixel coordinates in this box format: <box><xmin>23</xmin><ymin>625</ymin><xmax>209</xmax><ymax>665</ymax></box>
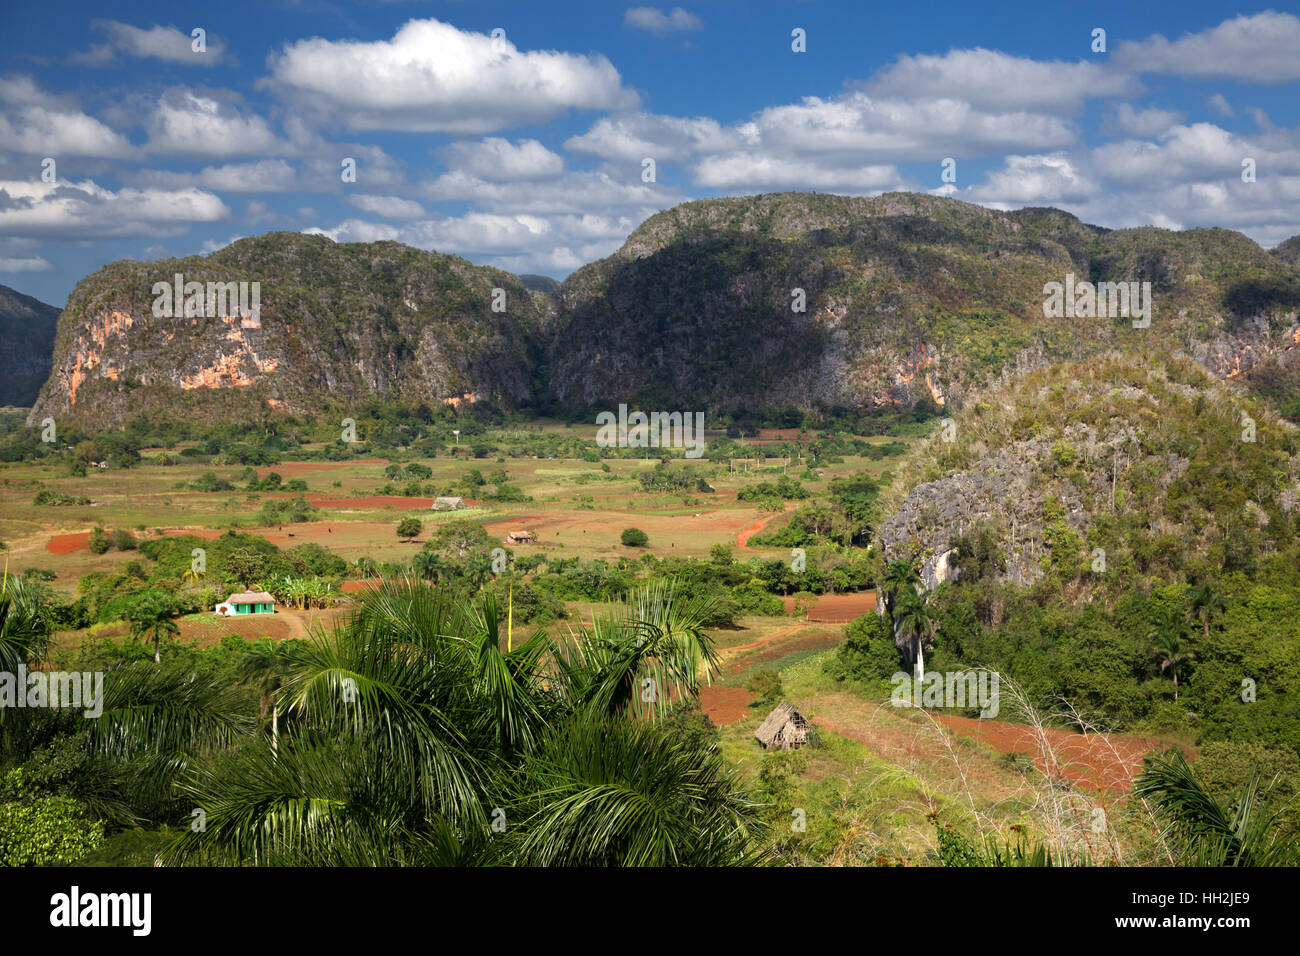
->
<box><xmin>0</xmin><ymin>421</ymin><xmax>906</xmax><ymax>660</ymax></box>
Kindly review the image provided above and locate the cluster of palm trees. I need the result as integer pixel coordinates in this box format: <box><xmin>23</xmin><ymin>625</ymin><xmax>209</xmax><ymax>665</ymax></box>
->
<box><xmin>410</xmin><ymin>548</ymin><xmax>492</xmax><ymax>589</ymax></box>
<box><xmin>880</xmin><ymin>558</ymin><xmax>938</xmax><ymax>681</ymax></box>
<box><xmin>163</xmin><ymin>578</ymin><xmax>763</xmax><ymax>865</ymax></box>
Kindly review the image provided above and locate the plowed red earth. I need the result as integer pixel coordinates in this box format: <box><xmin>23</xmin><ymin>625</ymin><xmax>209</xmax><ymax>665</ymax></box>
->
<box><xmin>46</xmin><ymin>532</ymin><xmax>91</xmax><ymax>555</ymax></box>
<box><xmin>782</xmin><ymin>591</ymin><xmax>877</xmax><ymax>622</ymax></box>
<box><xmin>809</xmin><ymin>591</ymin><xmax>876</xmax><ymax>621</ymax></box>
<box><xmin>47</xmin><ymin>528</ymin><xmax>222</xmax><ymax>554</ymax></box>
<box><xmin>698</xmin><ymin>686</ymin><xmax>754</xmax><ymax>724</ymax></box>
<box><xmin>933</xmin><ymin>714</ymin><xmax>1183</xmax><ymax>793</ymax></box>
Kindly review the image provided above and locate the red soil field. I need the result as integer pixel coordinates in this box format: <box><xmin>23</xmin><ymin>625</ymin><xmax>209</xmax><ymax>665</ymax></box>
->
<box><xmin>807</xmin><ymin>591</ymin><xmax>877</xmax><ymax>622</ymax></box>
<box><xmin>46</xmin><ymin>532</ymin><xmax>91</xmax><ymax>555</ymax></box>
<box><xmin>47</xmin><ymin>527</ymin><xmax>222</xmax><ymax>554</ymax></box>
<box><xmin>934</xmin><ymin>714</ymin><xmax>1183</xmax><ymax>793</ymax></box>
<box><xmin>780</xmin><ymin>591</ymin><xmax>877</xmax><ymax>622</ymax></box>
<box><xmin>699</xmin><ymin>685</ymin><xmax>754</xmax><ymax>724</ymax></box>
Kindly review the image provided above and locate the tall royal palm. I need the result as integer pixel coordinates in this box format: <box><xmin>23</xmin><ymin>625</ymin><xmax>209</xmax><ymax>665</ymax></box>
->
<box><xmin>1147</xmin><ymin>605</ymin><xmax>1193</xmax><ymax>701</ymax></box>
<box><xmin>881</xmin><ymin>557</ymin><xmax>921</xmax><ymax>624</ymax></box>
<box><xmin>893</xmin><ymin>588</ymin><xmax>938</xmax><ymax>683</ymax></box>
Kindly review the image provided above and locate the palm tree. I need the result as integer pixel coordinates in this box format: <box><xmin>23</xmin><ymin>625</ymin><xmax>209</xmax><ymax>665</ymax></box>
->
<box><xmin>126</xmin><ymin>591</ymin><xmax>182</xmax><ymax>663</ymax></box>
<box><xmin>411</xmin><ymin>549</ymin><xmax>444</xmax><ymax>583</ymax></box>
<box><xmin>1188</xmin><ymin>582</ymin><xmax>1227</xmax><ymax>640</ymax></box>
<box><xmin>557</xmin><ymin>579</ymin><xmax>721</xmax><ymax>721</ymax></box>
<box><xmin>1134</xmin><ymin>749</ymin><xmax>1299</xmax><ymax>866</ymax></box>
<box><xmin>180</xmin><ymin>566</ymin><xmax>205</xmax><ymax>590</ymax></box>
<box><xmin>512</xmin><ymin>715</ymin><xmax>763</xmax><ymax>866</ymax></box>
<box><xmin>1148</xmin><ymin>606</ymin><xmax>1193</xmax><ymax>701</ymax></box>
<box><xmin>0</xmin><ymin>570</ymin><xmax>51</xmax><ymax>673</ymax></box>
<box><xmin>880</xmin><ymin>557</ymin><xmax>921</xmax><ymax>624</ymax></box>
<box><xmin>892</xmin><ymin>588</ymin><xmax>938</xmax><ymax>683</ymax></box>
<box><xmin>239</xmin><ymin>641</ymin><xmax>296</xmax><ymax>756</ymax></box>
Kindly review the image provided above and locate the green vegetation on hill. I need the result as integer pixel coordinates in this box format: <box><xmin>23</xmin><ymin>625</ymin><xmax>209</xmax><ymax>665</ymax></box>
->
<box><xmin>869</xmin><ymin>352</ymin><xmax>1300</xmax><ymax>762</ymax></box>
<box><xmin>22</xmin><ymin>194</ymin><xmax>1300</xmax><ymax>431</ymax></box>
<box><xmin>548</xmin><ymin>193</ymin><xmax>1300</xmax><ymax>416</ymax></box>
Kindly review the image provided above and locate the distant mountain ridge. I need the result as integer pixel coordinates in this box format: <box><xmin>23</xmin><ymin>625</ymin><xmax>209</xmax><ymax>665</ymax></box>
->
<box><xmin>0</xmin><ymin>283</ymin><xmax>61</xmax><ymax>407</ymax></box>
<box><xmin>26</xmin><ymin>193</ymin><xmax>1300</xmax><ymax>428</ymax></box>
<box><xmin>546</xmin><ymin>193</ymin><xmax>1300</xmax><ymax>414</ymax></box>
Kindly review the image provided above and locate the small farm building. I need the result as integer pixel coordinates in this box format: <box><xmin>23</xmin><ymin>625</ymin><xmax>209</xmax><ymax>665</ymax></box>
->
<box><xmin>754</xmin><ymin>701</ymin><xmax>811</xmax><ymax>750</ymax></box>
<box><xmin>215</xmin><ymin>591</ymin><xmax>276</xmax><ymax>615</ymax></box>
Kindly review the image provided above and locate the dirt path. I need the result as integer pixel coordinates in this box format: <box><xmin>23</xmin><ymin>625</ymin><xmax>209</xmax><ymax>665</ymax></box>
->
<box><xmin>719</xmin><ymin>622</ymin><xmax>808</xmax><ymax>658</ymax></box>
<box><xmin>735</xmin><ymin>504</ymin><xmax>794</xmax><ymax>551</ymax></box>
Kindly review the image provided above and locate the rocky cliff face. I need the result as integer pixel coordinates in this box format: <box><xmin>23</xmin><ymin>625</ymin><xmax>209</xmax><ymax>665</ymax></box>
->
<box><xmin>0</xmin><ymin>283</ymin><xmax>61</xmax><ymax>407</ymax></box>
<box><xmin>27</xmin><ymin>195</ymin><xmax>1300</xmax><ymax>428</ymax></box>
<box><xmin>29</xmin><ymin>234</ymin><xmax>546</xmax><ymax>428</ymax></box>
<box><xmin>877</xmin><ymin>353</ymin><xmax>1300</xmax><ymax>590</ymax></box>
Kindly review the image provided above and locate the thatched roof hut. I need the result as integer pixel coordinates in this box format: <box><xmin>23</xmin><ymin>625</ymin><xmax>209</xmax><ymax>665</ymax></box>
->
<box><xmin>754</xmin><ymin>701</ymin><xmax>811</xmax><ymax>750</ymax></box>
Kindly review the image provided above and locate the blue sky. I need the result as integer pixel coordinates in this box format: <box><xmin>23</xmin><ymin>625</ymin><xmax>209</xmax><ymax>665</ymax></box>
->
<box><xmin>2</xmin><ymin>0</ymin><xmax>1300</xmax><ymax>306</ymax></box>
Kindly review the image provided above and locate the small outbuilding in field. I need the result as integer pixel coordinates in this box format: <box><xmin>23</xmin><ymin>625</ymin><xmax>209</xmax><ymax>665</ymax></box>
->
<box><xmin>505</xmin><ymin>530</ymin><xmax>534</xmax><ymax>544</ymax></box>
<box><xmin>754</xmin><ymin>701</ymin><xmax>811</xmax><ymax>751</ymax></box>
<box><xmin>433</xmin><ymin>496</ymin><xmax>466</xmax><ymax>511</ymax></box>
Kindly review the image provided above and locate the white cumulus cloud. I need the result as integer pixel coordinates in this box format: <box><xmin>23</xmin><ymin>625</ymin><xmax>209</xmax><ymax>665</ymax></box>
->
<box><xmin>347</xmin><ymin>194</ymin><xmax>428</xmax><ymax>219</ymax></box>
<box><xmin>437</xmin><ymin>138</ymin><xmax>565</xmax><ymax>181</ymax></box>
<box><xmin>1114</xmin><ymin>12</ymin><xmax>1300</xmax><ymax>83</ymax></box>
<box><xmin>145</xmin><ymin>90</ymin><xmax>280</xmax><ymax>157</ymax></box>
<box><xmin>0</xmin><ymin>178</ymin><xmax>229</xmax><ymax>238</ymax></box>
<box><xmin>0</xmin><ymin>76</ymin><xmax>135</xmax><ymax>158</ymax></box>
<box><xmin>266</xmin><ymin>18</ymin><xmax>639</xmax><ymax>134</ymax></box>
